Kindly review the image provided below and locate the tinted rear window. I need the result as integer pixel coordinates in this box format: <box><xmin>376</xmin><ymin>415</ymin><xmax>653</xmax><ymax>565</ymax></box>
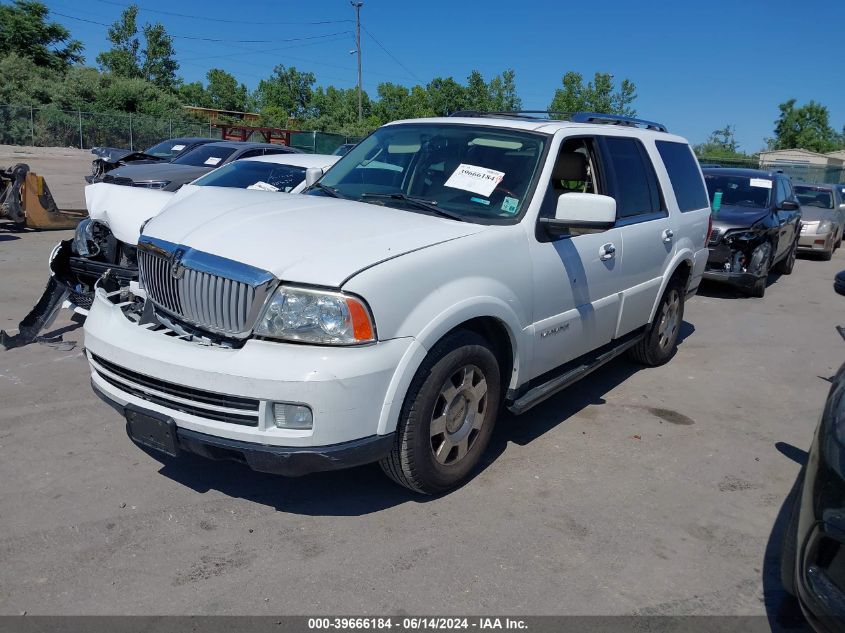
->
<box><xmin>602</xmin><ymin>137</ymin><xmax>663</xmax><ymax>219</ymax></box>
<box><xmin>655</xmin><ymin>141</ymin><xmax>709</xmax><ymax>211</ymax></box>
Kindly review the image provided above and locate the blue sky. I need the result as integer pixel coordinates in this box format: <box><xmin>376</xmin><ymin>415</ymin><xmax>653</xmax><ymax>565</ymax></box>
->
<box><xmin>40</xmin><ymin>0</ymin><xmax>845</xmax><ymax>152</ymax></box>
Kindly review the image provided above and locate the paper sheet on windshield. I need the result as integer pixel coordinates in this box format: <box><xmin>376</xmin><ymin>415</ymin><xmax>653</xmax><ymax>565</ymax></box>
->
<box><xmin>204</xmin><ymin>157</ymin><xmax>222</xmax><ymax>166</ymax></box>
<box><xmin>750</xmin><ymin>178</ymin><xmax>772</xmax><ymax>189</ymax></box>
<box><xmin>444</xmin><ymin>164</ymin><xmax>505</xmax><ymax>198</ymax></box>
<box><xmin>171</xmin><ymin>144</ymin><xmax>185</xmax><ymax>151</ymax></box>
<box><xmin>246</xmin><ymin>181</ymin><xmax>280</xmax><ymax>192</ymax></box>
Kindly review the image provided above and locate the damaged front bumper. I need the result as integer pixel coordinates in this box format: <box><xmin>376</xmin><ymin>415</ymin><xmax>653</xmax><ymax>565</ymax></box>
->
<box><xmin>1</xmin><ymin>237</ymin><xmax>137</xmax><ymax>349</ymax></box>
<box><xmin>703</xmin><ymin>233</ymin><xmax>771</xmax><ymax>291</ymax></box>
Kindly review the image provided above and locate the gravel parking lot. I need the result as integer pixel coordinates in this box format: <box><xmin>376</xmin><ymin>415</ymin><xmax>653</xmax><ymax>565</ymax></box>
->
<box><xmin>0</xmin><ymin>220</ymin><xmax>840</xmax><ymax>624</ymax></box>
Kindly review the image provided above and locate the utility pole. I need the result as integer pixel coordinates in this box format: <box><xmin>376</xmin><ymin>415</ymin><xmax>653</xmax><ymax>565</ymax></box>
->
<box><xmin>352</xmin><ymin>1</ymin><xmax>363</xmax><ymax>122</ymax></box>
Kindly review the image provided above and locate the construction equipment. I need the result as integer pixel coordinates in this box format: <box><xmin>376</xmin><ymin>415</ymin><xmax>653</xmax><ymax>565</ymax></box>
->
<box><xmin>0</xmin><ymin>163</ymin><xmax>87</xmax><ymax>230</ymax></box>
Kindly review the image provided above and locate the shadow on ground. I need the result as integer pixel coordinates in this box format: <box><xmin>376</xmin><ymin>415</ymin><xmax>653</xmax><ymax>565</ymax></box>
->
<box><xmin>150</xmin><ymin>321</ymin><xmax>697</xmax><ymax>516</ymax></box>
<box><xmin>696</xmin><ymin>271</ymin><xmax>785</xmax><ymax>299</ymax></box>
<box><xmin>763</xmin><ymin>441</ymin><xmax>810</xmax><ymax>632</ymax></box>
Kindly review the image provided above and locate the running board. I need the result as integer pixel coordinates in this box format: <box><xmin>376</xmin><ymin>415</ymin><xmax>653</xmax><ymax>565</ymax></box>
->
<box><xmin>507</xmin><ymin>334</ymin><xmax>644</xmax><ymax>415</ymax></box>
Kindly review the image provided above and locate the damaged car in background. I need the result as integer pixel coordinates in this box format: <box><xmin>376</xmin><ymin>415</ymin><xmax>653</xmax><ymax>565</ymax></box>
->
<box><xmin>702</xmin><ymin>168</ymin><xmax>801</xmax><ymax>297</ymax></box>
<box><xmin>100</xmin><ymin>141</ymin><xmax>301</xmax><ymax>191</ymax></box>
<box><xmin>0</xmin><ymin>153</ymin><xmax>339</xmax><ymax>349</ymax></box>
<box><xmin>87</xmin><ymin>137</ymin><xmax>215</xmax><ymax>183</ymax></box>
<box><xmin>795</xmin><ymin>183</ymin><xmax>845</xmax><ymax>260</ymax></box>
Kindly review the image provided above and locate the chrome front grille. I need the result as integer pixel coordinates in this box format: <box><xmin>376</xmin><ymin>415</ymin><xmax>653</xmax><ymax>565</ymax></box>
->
<box><xmin>137</xmin><ymin>237</ymin><xmax>276</xmax><ymax>338</ymax></box>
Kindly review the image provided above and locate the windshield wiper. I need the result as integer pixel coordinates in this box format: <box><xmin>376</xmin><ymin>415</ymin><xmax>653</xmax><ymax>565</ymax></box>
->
<box><xmin>311</xmin><ymin>182</ymin><xmax>347</xmax><ymax>199</ymax></box>
<box><xmin>359</xmin><ymin>192</ymin><xmax>465</xmax><ymax>222</ymax></box>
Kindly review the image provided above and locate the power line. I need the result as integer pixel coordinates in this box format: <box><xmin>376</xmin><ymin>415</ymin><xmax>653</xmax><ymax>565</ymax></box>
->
<box><xmin>51</xmin><ymin>11</ymin><xmax>347</xmax><ymax>43</ymax></box>
<box><xmin>89</xmin><ymin>0</ymin><xmax>353</xmax><ymax>26</ymax></box>
<box><xmin>362</xmin><ymin>25</ymin><xmax>423</xmax><ymax>84</ymax></box>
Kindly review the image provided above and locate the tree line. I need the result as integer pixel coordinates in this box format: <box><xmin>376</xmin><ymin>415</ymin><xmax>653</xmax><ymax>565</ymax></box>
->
<box><xmin>1</xmin><ymin>0</ymin><xmax>843</xmax><ymax>153</ymax></box>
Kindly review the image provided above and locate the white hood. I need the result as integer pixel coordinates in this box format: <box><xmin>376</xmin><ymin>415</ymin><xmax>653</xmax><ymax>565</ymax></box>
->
<box><xmin>84</xmin><ymin>183</ymin><xmax>182</xmax><ymax>244</ymax></box>
<box><xmin>142</xmin><ymin>188</ymin><xmax>485</xmax><ymax>287</ymax></box>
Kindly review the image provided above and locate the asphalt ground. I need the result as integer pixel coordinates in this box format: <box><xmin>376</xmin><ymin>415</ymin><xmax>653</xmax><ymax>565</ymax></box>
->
<box><xmin>0</xmin><ymin>177</ymin><xmax>842</xmax><ymax>626</ymax></box>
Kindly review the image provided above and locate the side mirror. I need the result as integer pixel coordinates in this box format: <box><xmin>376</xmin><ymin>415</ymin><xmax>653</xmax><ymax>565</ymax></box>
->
<box><xmin>539</xmin><ymin>193</ymin><xmax>617</xmax><ymax>237</ymax></box>
<box><xmin>779</xmin><ymin>200</ymin><xmax>799</xmax><ymax>211</ymax></box>
<box><xmin>305</xmin><ymin>167</ymin><xmax>324</xmax><ymax>187</ymax></box>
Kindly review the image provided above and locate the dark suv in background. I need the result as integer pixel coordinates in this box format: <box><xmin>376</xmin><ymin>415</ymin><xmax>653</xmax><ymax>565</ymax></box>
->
<box><xmin>702</xmin><ymin>168</ymin><xmax>802</xmax><ymax>297</ymax></box>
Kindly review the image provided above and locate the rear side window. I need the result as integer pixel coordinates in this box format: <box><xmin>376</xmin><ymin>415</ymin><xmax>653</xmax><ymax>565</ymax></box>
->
<box><xmin>655</xmin><ymin>141</ymin><xmax>709</xmax><ymax>211</ymax></box>
<box><xmin>601</xmin><ymin>137</ymin><xmax>663</xmax><ymax>219</ymax></box>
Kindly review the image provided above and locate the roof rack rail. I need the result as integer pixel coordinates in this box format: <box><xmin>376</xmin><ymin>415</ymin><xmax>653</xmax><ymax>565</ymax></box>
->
<box><xmin>447</xmin><ymin>110</ymin><xmax>668</xmax><ymax>132</ymax></box>
<box><xmin>570</xmin><ymin>112</ymin><xmax>668</xmax><ymax>132</ymax></box>
<box><xmin>448</xmin><ymin>110</ymin><xmax>571</xmax><ymax>121</ymax></box>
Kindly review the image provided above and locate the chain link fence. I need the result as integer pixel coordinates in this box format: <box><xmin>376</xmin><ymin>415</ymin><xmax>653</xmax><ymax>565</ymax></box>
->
<box><xmin>0</xmin><ymin>104</ymin><xmax>361</xmax><ymax>155</ymax></box>
<box><xmin>696</xmin><ymin>154</ymin><xmax>845</xmax><ymax>184</ymax></box>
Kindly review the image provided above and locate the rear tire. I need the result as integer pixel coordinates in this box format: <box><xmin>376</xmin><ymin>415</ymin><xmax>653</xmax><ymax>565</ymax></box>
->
<box><xmin>629</xmin><ymin>277</ymin><xmax>685</xmax><ymax>367</ymax></box>
<box><xmin>380</xmin><ymin>330</ymin><xmax>501</xmax><ymax>494</ymax></box>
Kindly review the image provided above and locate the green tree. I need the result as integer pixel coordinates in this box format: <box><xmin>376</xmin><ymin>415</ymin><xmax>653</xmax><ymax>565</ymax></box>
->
<box><xmin>548</xmin><ymin>71</ymin><xmax>636</xmax><ymax>116</ymax></box>
<box><xmin>464</xmin><ymin>70</ymin><xmax>491</xmax><ymax>112</ymax></box>
<box><xmin>178</xmin><ymin>81</ymin><xmax>207</xmax><ymax>107</ymax></box>
<box><xmin>0</xmin><ymin>1</ymin><xmax>83</xmax><ymax>70</ymax></box>
<box><xmin>488</xmin><ymin>69</ymin><xmax>522</xmax><ymax>112</ymax></box>
<box><xmin>254</xmin><ymin>65</ymin><xmax>316</xmax><ymax>121</ymax></box>
<box><xmin>96</xmin><ymin>5</ymin><xmax>141</xmax><ymax>78</ymax></box>
<box><xmin>141</xmin><ymin>22</ymin><xmax>178</xmax><ymax>91</ymax></box>
<box><xmin>204</xmin><ymin>68</ymin><xmax>248</xmax><ymax>112</ymax></box>
<box><xmin>373</xmin><ymin>82</ymin><xmax>432</xmax><ymax>123</ymax></box>
<box><xmin>425</xmin><ymin>77</ymin><xmax>467</xmax><ymax>116</ymax></box>
<box><xmin>771</xmin><ymin>99</ymin><xmax>840</xmax><ymax>153</ymax></box>
<box><xmin>307</xmin><ymin>85</ymin><xmax>376</xmax><ymax>135</ymax></box>
<box><xmin>695</xmin><ymin>124</ymin><xmax>747</xmax><ymax>158</ymax></box>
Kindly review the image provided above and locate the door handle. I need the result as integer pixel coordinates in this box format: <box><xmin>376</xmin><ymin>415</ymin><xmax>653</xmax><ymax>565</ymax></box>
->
<box><xmin>662</xmin><ymin>229</ymin><xmax>674</xmax><ymax>243</ymax></box>
<box><xmin>600</xmin><ymin>243</ymin><xmax>616</xmax><ymax>261</ymax></box>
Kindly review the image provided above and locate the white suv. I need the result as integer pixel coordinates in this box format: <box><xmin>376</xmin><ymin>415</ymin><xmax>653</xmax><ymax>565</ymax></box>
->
<box><xmin>84</xmin><ymin>113</ymin><xmax>711</xmax><ymax>494</ymax></box>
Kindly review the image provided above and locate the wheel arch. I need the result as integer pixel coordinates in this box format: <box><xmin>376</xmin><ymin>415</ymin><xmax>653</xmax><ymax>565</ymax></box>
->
<box><xmin>648</xmin><ymin>252</ymin><xmax>694</xmax><ymax>323</ymax></box>
<box><xmin>376</xmin><ymin>303</ymin><xmax>524</xmax><ymax>436</ymax></box>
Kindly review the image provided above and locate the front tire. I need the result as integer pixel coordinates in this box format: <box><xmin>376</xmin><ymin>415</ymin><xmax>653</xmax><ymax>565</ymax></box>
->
<box><xmin>629</xmin><ymin>277</ymin><xmax>685</xmax><ymax>367</ymax></box>
<box><xmin>380</xmin><ymin>330</ymin><xmax>501</xmax><ymax>494</ymax></box>
<box><xmin>774</xmin><ymin>238</ymin><xmax>797</xmax><ymax>275</ymax></box>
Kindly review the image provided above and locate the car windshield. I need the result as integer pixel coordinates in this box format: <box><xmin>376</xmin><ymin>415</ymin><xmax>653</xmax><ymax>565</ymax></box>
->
<box><xmin>704</xmin><ymin>174</ymin><xmax>772</xmax><ymax>208</ymax></box>
<box><xmin>143</xmin><ymin>139</ymin><xmax>196</xmax><ymax>158</ymax></box>
<box><xmin>172</xmin><ymin>145</ymin><xmax>237</xmax><ymax>167</ymax></box>
<box><xmin>316</xmin><ymin>124</ymin><xmax>547</xmax><ymax>223</ymax></box>
<box><xmin>795</xmin><ymin>185</ymin><xmax>833</xmax><ymax>209</ymax></box>
<box><xmin>192</xmin><ymin>160</ymin><xmax>307</xmax><ymax>192</ymax></box>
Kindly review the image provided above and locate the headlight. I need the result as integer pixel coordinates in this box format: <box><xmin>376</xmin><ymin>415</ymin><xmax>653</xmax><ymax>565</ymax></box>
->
<box><xmin>254</xmin><ymin>285</ymin><xmax>376</xmax><ymax>345</ymax></box>
<box><xmin>818</xmin><ymin>220</ymin><xmax>833</xmax><ymax>234</ymax></box>
<box><xmin>73</xmin><ymin>218</ymin><xmax>96</xmax><ymax>257</ymax></box>
<box><xmin>134</xmin><ymin>181</ymin><xmax>170</xmax><ymax>189</ymax></box>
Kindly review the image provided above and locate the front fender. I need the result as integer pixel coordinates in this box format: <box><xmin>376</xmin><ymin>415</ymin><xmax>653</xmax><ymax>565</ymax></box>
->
<box><xmin>375</xmin><ymin>297</ymin><xmax>527</xmax><ymax>436</ymax></box>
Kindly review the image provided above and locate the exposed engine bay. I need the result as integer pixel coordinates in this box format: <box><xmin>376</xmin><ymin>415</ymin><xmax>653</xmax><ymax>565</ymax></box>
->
<box><xmin>706</xmin><ymin>227</ymin><xmax>773</xmax><ymax>276</ymax></box>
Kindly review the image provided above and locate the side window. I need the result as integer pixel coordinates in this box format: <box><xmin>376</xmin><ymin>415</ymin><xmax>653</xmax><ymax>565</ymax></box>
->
<box><xmin>539</xmin><ymin>137</ymin><xmax>603</xmax><ymax>219</ymax></box>
<box><xmin>655</xmin><ymin>141</ymin><xmax>709</xmax><ymax>211</ymax></box>
<box><xmin>601</xmin><ymin>137</ymin><xmax>663</xmax><ymax>219</ymax></box>
<box><xmin>783</xmin><ymin>178</ymin><xmax>794</xmax><ymax>201</ymax></box>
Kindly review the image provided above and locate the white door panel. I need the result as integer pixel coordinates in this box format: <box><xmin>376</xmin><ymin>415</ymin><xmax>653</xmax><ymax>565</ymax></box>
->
<box><xmin>528</xmin><ymin>227</ymin><xmax>624</xmax><ymax>379</ymax></box>
<box><xmin>615</xmin><ymin>217</ymin><xmax>673</xmax><ymax>336</ymax></box>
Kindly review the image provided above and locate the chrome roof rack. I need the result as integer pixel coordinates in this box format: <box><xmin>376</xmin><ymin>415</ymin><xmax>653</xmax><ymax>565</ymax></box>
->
<box><xmin>448</xmin><ymin>110</ymin><xmax>668</xmax><ymax>133</ymax></box>
<box><xmin>568</xmin><ymin>112</ymin><xmax>668</xmax><ymax>132</ymax></box>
